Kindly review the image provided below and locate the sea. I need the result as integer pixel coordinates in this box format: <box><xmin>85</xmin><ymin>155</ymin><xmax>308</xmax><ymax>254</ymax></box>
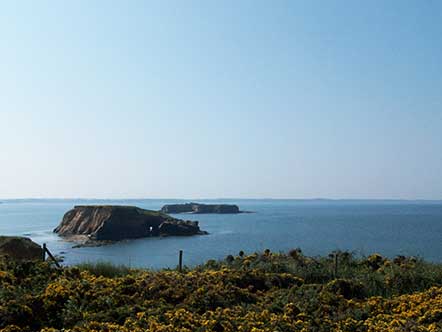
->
<box><xmin>0</xmin><ymin>199</ymin><xmax>441</xmax><ymax>268</ymax></box>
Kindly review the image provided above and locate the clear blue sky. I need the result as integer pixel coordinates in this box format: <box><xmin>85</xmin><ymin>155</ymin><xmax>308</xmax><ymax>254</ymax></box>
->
<box><xmin>1</xmin><ymin>1</ymin><xmax>441</xmax><ymax>199</ymax></box>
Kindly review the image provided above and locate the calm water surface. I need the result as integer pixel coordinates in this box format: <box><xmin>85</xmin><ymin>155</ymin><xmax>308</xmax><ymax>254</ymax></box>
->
<box><xmin>0</xmin><ymin>199</ymin><xmax>441</xmax><ymax>268</ymax></box>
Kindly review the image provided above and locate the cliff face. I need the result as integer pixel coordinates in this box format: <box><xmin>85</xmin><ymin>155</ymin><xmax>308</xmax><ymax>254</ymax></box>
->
<box><xmin>54</xmin><ymin>205</ymin><xmax>205</xmax><ymax>241</ymax></box>
<box><xmin>161</xmin><ymin>203</ymin><xmax>240</xmax><ymax>214</ymax></box>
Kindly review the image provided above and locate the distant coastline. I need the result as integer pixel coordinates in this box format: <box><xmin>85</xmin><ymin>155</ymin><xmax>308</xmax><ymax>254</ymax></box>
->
<box><xmin>1</xmin><ymin>198</ymin><xmax>442</xmax><ymax>203</ymax></box>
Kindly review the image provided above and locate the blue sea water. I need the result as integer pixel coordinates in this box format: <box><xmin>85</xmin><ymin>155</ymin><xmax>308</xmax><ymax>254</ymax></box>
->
<box><xmin>0</xmin><ymin>199</ymin><xmax>441</xmax><ymax>268</ymax></box>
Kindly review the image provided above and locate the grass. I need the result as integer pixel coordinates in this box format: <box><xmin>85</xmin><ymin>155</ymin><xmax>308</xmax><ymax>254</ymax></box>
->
<box><xmin>196</xmin><ymin>249</ymin><xmax>442</xmax><ymax>297</ymax></box>
<box><xmin>71</xmin><ymin>249</ymin><xmax>442</xmax><ymax>297</ymax></box>
<box><xmin>75</xmin><ymin>261</ymin><xmax>135</xmax><ymax>278</ymax></box>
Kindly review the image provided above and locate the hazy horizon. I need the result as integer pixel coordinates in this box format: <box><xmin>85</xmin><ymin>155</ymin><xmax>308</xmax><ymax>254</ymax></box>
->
<box><xmin>1</xmin><ymin>1</ymin><xmax>442</xmax><ymax>200</ymax></box>
<box><xmin>2</xmin><ymin>197</ymin><xmax>442</xmax><ymax>202</ymax></box>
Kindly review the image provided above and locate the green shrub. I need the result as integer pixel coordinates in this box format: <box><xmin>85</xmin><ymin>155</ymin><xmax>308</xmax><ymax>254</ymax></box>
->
<box><xmin>1</xmin><ymin>251</ymin><xmax>442</xmax><ymax>331</ymax></box>
<box><xmin>75</xmin><ymin>261</ymin><xmax>135</xmax><ymax>278</ymax></box>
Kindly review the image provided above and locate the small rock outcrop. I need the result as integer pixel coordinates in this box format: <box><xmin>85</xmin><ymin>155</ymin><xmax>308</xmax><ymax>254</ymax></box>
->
<box><xmin>159</xmin><ymin>221</ymin><xmax>204</xmax><ymax>236</ymax></box>
<box><xmin>0</xmin><ymin>236</ymin><xmax>43</xmax><ymax>261</ymax></box>
<box><xmin>161</xmin><ymin>202</ymin><xmax>241</xmax><ymax>214</ymax></box>
<box><xmin>54</xmin><ymin>205</ymin><xmax>206</xmax><ymax>241</ymax></box>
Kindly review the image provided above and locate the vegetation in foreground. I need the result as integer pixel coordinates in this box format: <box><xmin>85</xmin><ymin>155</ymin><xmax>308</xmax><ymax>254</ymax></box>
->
<box><xmin>1</xmin><ymin>250</ymin><xmax>442</xmax><ymax>331</ymax></box>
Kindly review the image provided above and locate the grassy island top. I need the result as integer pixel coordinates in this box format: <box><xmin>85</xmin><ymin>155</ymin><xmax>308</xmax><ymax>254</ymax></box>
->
<box><xmin>74</xmin><ymin>205</ymin><xmax>158</xmax><ymax>211</ymax></box>
<box><xmin>1</xmin><ymin>250</ymin><xmax>442</xmax><ymax>331</ymax></box>
<box><xmin>71</xmin><ymin>205</ymin><xmax>171</xmax><ymax>217</ymax></box>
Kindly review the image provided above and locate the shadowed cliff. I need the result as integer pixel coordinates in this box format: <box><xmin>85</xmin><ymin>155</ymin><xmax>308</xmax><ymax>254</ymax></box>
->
<box><xmin>54</xmin><ymin>205</ymin><xmax>206</xmax><ymax>241</ymax></box>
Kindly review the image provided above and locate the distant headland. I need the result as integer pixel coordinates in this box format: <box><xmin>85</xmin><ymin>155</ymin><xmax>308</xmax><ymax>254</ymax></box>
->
<box><xmin>160</xmin><ymin>202</ymin><xmax>249</xmax><ymax>214</ymax></box>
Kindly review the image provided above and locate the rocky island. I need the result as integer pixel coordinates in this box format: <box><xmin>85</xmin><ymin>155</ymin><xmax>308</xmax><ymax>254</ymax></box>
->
<box><xmin>54</xmin><ymin>205</ymin><xmax>207</xmax><ymax>244</ymax></box>
<box><xmin>160</xmin><ymin>202</ymin><xmax>243</xmax><ymax>214</ymax></box>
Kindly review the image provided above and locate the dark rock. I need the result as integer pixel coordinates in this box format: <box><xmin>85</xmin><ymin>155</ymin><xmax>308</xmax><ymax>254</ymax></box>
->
<box><xmin>161</xmin><ymin>202</ymin><xmax>241</xmax><ymax>214</ymax></box>
<box><xmin>159</xmin><ymin>220</ymin><xmax>208</xmax><ymax>236</ymax></box>
<box><xmin>54</xmin><ymin>205</ymin><xmax>206</xmax><ymax>241</ymax></box>
<box><xmin>0</xmin><ymin>236</ymin><xmax>43</xmax><ymax>261</ymax></box>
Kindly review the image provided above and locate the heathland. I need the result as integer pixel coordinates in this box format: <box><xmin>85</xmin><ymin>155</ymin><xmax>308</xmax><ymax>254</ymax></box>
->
<box><xmin>1</xmin><ymin>249</ymin><xmax>442</xmax><ymax>331</ymax></box>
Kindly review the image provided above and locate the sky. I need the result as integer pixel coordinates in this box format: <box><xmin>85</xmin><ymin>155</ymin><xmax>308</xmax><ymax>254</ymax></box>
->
<box><xmin>0</xmin><ymin>1</ymin><xmax>441</xmax><ymax>199</ymax></box>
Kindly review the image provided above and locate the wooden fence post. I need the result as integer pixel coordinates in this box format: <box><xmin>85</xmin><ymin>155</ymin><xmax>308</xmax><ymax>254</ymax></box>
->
<box><xmin>333</xmin><ymin>252</ymin><xmax>339</xmax><ymax>278</ymax></box>
<box><xmin>42</xmin><ymin>243</ymin><xmax>47</xmax><ymax>262</ymax></box>
<box><xmin>43</xmin><ymin>244</ymin><xmax>61</xmax><ymax>268</ymax></box>
<box><xmin>178</xmin><ymin>250</ymin><xmax>183</xmax><ymax>272</ymax></box>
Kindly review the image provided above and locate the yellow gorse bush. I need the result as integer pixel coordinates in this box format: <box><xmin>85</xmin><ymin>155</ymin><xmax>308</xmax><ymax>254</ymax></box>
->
<box><xmin>1</xmin><ymin>252</ymin><xmax>442</xmax><ymax>331</ymax></box>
